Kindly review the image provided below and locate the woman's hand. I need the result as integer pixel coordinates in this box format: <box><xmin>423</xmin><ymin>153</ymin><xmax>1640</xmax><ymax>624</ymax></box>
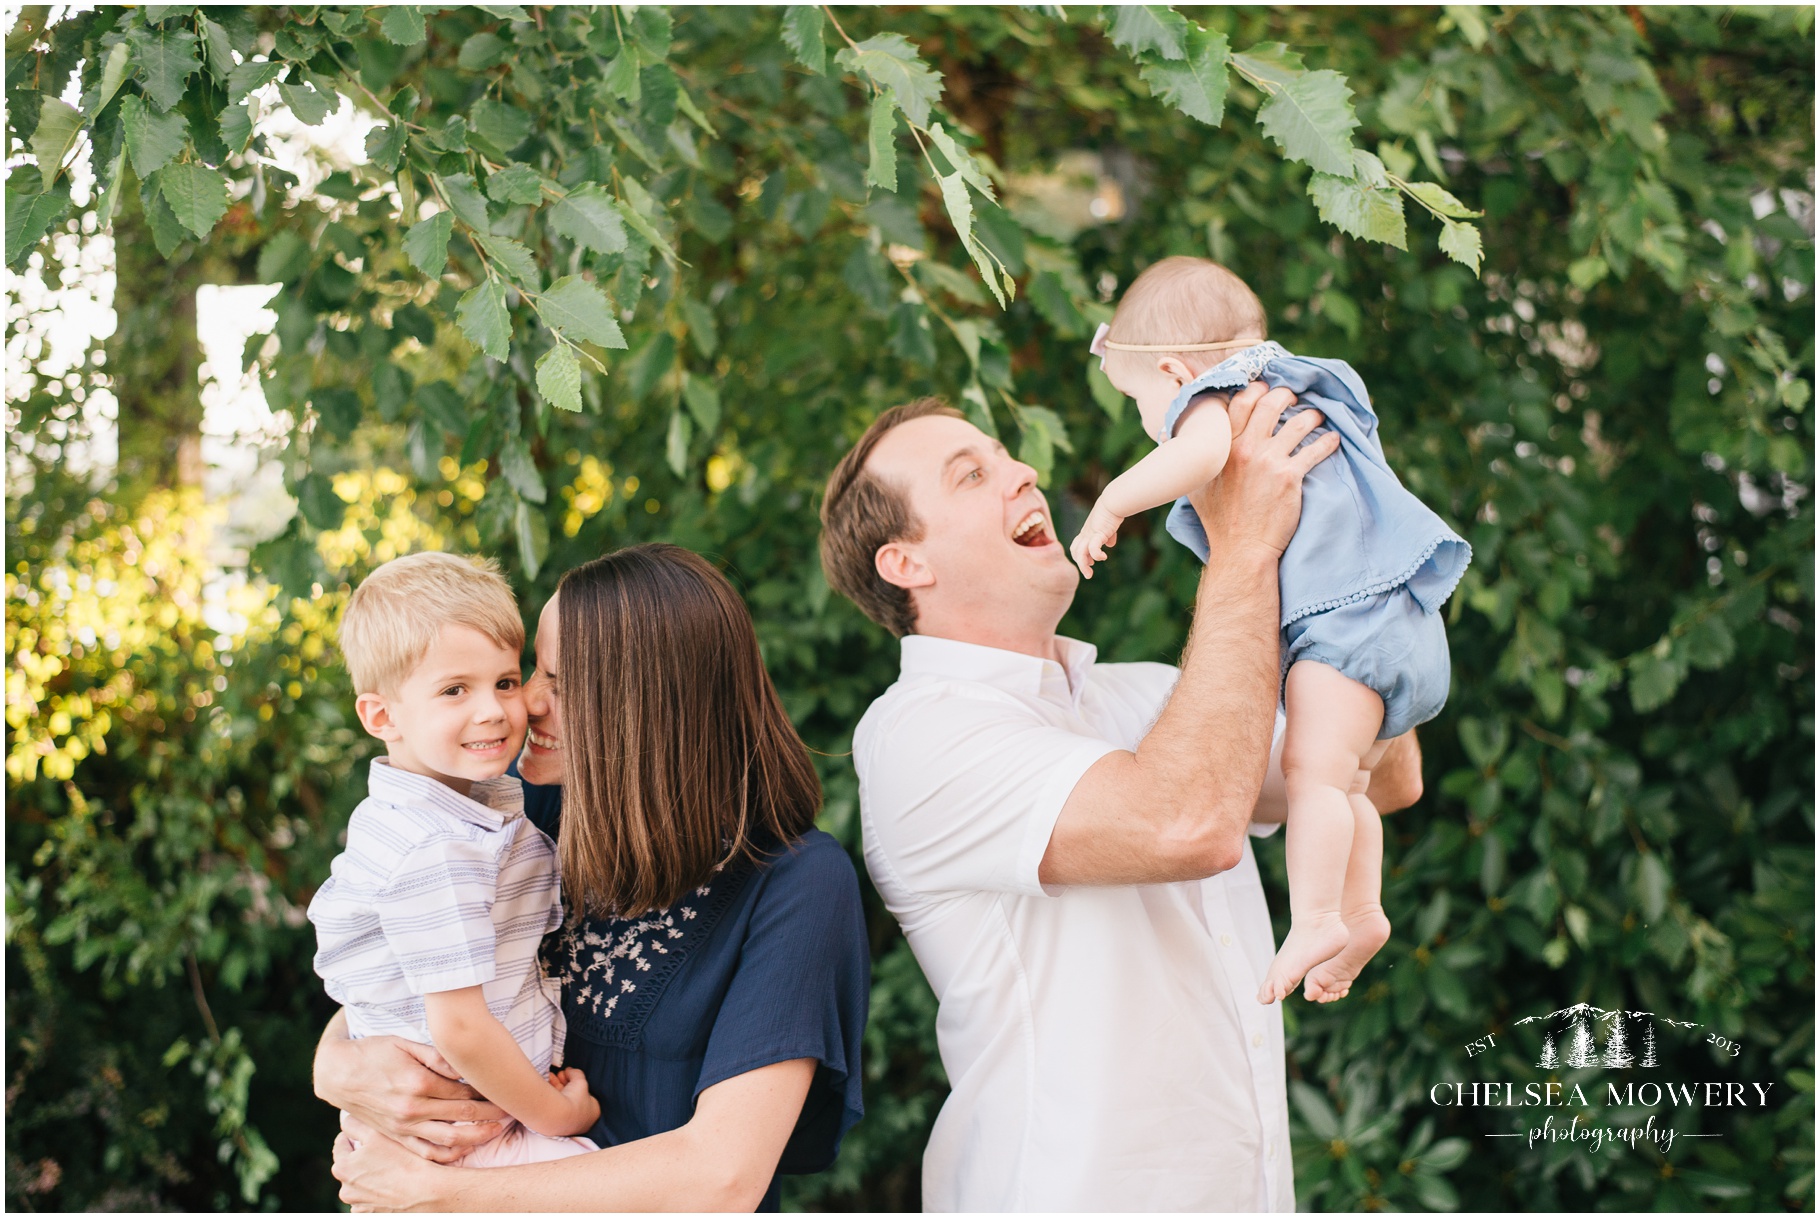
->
<box><xmin>333</xmin><ymin>1114</ymin><xmax>448</xmax><ymax>1213</ymax></box>
<box><xmin>313</xmin><ymin>1021</ymin><xmax>508</xmax><ymax>1163</ymax></box>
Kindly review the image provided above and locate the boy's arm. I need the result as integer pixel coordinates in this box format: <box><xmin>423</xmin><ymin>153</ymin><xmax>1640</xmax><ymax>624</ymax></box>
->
<box><xmin>1098</xmin><ymin>399</ymin><xmax>1234</xmax><ymax>517</ymax></box>
<box><xmin>423</xmin><ymin>987</ymin><xmax>599</xmax><ymax>1138</ymax></box>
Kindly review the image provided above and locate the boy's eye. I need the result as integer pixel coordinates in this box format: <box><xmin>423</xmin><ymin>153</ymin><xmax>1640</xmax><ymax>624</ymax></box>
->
<box><xmin>497</xmin><ymin>677</ymin><xmax>520</xmax><ymax>691</ymax></box>
<box><xmin>441</xmin><ymin>685</ymin><xmax>464</xmax><ymax>697</ymax></box>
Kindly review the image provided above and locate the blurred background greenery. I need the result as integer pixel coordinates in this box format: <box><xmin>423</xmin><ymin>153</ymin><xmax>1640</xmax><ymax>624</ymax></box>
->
<box><xmin>5</xmin><ymin>5</ymin><xmax>1812</xmax><ymax>1211</ymax></box>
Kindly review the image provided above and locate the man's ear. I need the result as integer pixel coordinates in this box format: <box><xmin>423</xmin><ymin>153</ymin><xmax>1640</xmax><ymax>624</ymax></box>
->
<box><xmin>1156</xmin><ymin>355</ymin><xmax>1196</xmax><ymax>389</ymax></box>
<box><xmin>875</xmin><ymin>541</ymin><xmax>934</xmax><ymax>592</ymax></box>
<box><xmin>354</xmin><ymin>691</ymin><xmax>402</xmax><ymax>742</ymax></box>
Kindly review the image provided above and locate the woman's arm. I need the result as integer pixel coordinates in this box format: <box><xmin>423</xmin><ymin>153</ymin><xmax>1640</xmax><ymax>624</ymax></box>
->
<box><xmin>334</xmin><ymin>1057</ymin><xmax>818</xmax><ymax>1212</ymax></box>
<box><xmin>422</xmin><ymin>987</ymin><xmax>598</xmax><ymax>1137</ymax></box>
<box><xmin>314</xmin><ymin>1009</ymin><xmax>509</xmax><ymax>1162</ymax></box>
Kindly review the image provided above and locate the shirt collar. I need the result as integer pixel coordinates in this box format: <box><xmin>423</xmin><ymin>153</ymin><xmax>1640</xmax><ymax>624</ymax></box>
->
<box><xmin>367</xmin><ymin>756</ymin><xmax>526</xmax><ymax>830</ymax></box>
<box><xmin>899</xmin><ymin>633</ymin><xmax>1099</xmax><ymax>708</ymax></box>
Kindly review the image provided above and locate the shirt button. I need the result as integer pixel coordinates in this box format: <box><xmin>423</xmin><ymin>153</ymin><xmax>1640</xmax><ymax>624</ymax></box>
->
<box><xmin>1220</xmin><ymin>933</ymin><xmax>1234</xmax><ymax>946</ymax></box>
<box><xmin>1252</xmin><ymin>1032</ymin><xmax>1265</xmax><ymax>1047</ymax></box>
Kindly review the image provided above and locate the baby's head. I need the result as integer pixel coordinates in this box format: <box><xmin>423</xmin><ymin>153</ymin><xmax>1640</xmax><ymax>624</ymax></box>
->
<box><xmin>1097</xmin><ymin>256</ymin><xmax>1268</xmax><ymax>434</ymax></box>
<box><xmin>340</xmin><ymin>551</ymin><xmax>527</xmax><ymax>794</ymax></box>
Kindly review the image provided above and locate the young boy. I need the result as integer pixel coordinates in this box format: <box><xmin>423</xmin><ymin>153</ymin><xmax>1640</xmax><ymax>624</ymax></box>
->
<box><xmin>1075</xmin><ymin>257</ymin><xmax>1470</xmax><ymax>1006</ymax></box>
<box><xmin>308</xmin><ymin>551</ymin><xmax>598</xmax><ymax>1164</ymax></box>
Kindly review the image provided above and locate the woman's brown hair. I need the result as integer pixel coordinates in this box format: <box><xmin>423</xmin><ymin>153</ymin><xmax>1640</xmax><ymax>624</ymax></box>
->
<box><xmin>556</xmin><ymin>543</ymin><xmax>821</xmax><ymax>916</ymax></box>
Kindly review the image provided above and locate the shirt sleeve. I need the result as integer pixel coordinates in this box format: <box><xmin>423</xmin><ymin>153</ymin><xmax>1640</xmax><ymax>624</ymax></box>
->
<box><xmin>694</xmin><ymin>834</ymin><xmax>870</xmax><ymax>1175</ymax></box>
<box><xmin>373</xmin><ymin>834</ymin><xmax>502</xmax><ymax>995</ymax></box>
<box><xmin>861</xmin><ymin>687</ymin><xmax>1119</xmax><ymax>900</ymax></box>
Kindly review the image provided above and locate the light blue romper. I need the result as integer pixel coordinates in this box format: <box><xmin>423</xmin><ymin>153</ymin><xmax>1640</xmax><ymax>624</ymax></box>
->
<box><xmin>1161</xmin><ymin>342</ymin><xmax>1471</xmax><ymax>739</ymax></box>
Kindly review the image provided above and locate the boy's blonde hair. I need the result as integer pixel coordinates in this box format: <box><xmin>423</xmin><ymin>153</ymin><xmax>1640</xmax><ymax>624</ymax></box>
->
<box><xmin>1106</xmin><ymin>255</ymin><xmax>1268</xmax><ymax>376</ymax></box>
<box><xmin>339</xmin><ymin>551</ymin><xmax>524</xmax><ymax>695</ymax></box>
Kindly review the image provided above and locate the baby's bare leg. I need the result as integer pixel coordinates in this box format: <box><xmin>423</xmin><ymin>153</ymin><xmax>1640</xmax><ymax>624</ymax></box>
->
<box><xmin>1258</xmin><ymin>660</ymin><xmax>1385</xmax><ymax>1005</ymax></box>
<box><xmin>1302</xmin><ymin>777</ymin><xmax>1391</xmax><ymax>1003</ymax></box>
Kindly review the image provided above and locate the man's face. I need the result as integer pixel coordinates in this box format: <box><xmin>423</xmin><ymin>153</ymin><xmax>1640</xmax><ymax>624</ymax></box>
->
<box><xmin>866</xmin><ymin>414</ymin><xmax>1079</xmax><ymax>638</ymax></box>
<box><xmin>365</xmin><ymin>624</ymin><xmax>528</xmax><ymax>793</ymax></box>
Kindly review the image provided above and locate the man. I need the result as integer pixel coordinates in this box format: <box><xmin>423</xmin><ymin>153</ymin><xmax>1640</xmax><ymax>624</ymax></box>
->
<box><xmin>819</xmin><ymin>383</ymin><xmax>1423</xmax><ymax>1211</ymax></box>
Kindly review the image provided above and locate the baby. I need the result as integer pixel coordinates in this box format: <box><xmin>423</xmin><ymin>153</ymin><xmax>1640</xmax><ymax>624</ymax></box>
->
<box><xmin>1073</xmin><ymin>256</ymin><xmax>1470</xmax><ymax>1006</ymax></box>
<box><xmin>308</xmin><ymin>551</ymin><xmax>598</xmax><ymax>1163</ymax></box>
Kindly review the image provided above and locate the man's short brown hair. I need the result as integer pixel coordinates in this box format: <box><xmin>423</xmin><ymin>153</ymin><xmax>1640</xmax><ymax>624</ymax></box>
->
<box><xmin>819</xmin><ymin>398</ymin><xmax>963</xmax><ymax>637</ymax></box>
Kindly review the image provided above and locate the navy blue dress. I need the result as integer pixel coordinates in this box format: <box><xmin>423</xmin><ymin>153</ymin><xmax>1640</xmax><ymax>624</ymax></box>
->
<box><xmin>521</xmin><ymin>779</ymin><xmax>869</xmax><ymax>1211</ymax></box>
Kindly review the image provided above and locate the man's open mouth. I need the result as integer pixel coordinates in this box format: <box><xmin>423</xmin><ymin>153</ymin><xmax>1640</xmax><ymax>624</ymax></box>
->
<box><xmin>1012</xmin><ymin>510</ymin><xmax>1052</xmax><ymax>547</ymax></box>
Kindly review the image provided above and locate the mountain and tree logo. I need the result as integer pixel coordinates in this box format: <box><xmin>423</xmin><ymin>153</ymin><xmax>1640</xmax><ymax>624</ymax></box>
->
<box><xmin>1515</xmin><ymin>1003</ymin><xmax>1700</xmax><ymax>1069</ymax></box>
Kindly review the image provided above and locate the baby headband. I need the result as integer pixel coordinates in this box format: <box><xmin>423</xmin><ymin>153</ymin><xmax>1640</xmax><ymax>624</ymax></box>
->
<box><xmin>1089</xmin><ymin>322</ymin><xmax>1261</xmax><ymax>369</ymax></box>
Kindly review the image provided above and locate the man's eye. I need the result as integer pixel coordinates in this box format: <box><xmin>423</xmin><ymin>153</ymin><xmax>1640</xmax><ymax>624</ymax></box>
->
<box><xmin>964</xmin><ymin>468</ymin><xmax>983</xmax><ymax>482</ymax></box>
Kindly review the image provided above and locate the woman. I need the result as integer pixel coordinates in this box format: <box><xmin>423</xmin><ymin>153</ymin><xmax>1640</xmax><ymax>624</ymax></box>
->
<box><xmin>315</xmin><ymin>544</ymin><xmax>870</xmax><ymax>1211</ymax></box>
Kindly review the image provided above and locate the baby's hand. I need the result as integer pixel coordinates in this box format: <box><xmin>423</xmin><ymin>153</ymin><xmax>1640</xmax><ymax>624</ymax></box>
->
<box><xmin>1070</xmin><ymin>505</ymin><xmax>1125</xmax><ymax>579</ymax></box>
<box><xmin>551</xmin><ymin>1068</ymin><xmax>600</xmax><ymax>1135</ymax></box>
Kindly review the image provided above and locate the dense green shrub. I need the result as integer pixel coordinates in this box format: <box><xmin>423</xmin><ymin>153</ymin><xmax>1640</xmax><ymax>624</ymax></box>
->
<box><xmin>6</xmin><ymin>5</ymin><xmax>1811</xmax><ymax>1211</ymax></box>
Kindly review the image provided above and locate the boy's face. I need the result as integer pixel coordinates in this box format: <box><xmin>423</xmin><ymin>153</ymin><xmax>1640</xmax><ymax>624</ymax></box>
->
<box><xmin>1106</xmin><ymin>355</ymin><xmax>1196</xmax><ymax>438</ymax></box>
<box><xmin>356</xmin><ymin>624</ymin><xmax>527</xmax><ymax>795</ymax></box>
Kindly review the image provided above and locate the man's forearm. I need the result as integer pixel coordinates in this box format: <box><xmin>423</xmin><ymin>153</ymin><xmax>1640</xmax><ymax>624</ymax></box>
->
<box><xmin>1128</xmin><ymin>540</ymin><xmax>1282</xmax><ymax>868</ymax></box>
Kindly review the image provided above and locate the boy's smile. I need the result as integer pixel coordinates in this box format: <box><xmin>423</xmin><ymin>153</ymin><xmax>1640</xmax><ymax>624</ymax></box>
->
<box><xmin>356</xmin><ymin>624</ymin><xmax>528</xmax><ymax>797</ymax></box>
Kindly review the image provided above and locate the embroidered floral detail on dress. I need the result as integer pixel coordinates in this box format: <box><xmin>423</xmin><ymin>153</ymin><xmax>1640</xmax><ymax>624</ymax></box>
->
<box><xmin>550</xmin><ymin>857</ymin><xmax>752</xmax><ymax>1042</ymax></box>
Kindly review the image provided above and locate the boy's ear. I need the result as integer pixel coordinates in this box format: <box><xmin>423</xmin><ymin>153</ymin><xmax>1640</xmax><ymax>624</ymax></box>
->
<box><xmin>875</xmin><ymin>541</ymin><xmax>934</xmax><ymax>592</ymax></box>
<box><xmin>354</xmin><ymin>691</ymin><xmax>402</xmax><ymax>742</ymax></box>
<box><xmin>1156</xmin><ymin>356</ymin><xmax>1196</xmax><ymax>388</ymax></box>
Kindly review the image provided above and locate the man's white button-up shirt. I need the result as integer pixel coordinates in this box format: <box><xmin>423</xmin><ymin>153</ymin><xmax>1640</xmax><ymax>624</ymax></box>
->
<box><xmin>855</xmin><ymin>634</ymin><xmax>1293</xmax><ymax>1213</ymax></box>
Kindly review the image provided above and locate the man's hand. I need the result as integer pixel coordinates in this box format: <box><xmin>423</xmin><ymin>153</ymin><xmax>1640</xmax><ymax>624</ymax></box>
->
<box><xmin>334</xmin><ymin>1113</ymin><xmax>444</xmax><ymax>1213</ymax></box>
<box><xmin>1189</xmin><ymin>380</ymin><xmax>1338</xmax><ymax>562</ymax></box>
<box><xmin>313</xmin><ymin>1019</ymin><xmax>507</xmax><ymax>1163</ymax></box>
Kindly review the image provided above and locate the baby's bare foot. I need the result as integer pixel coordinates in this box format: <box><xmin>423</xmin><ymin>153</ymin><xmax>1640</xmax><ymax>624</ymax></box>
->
<box><xmin>1257</xmin><ymin>916</ymin><xmax>1350</xmax><ymax>1004</ymax></box>
<box><xmin>1302</xmin><ymin>908</ymin><xmax>1391</xmax><ymax>1004</ymax></box>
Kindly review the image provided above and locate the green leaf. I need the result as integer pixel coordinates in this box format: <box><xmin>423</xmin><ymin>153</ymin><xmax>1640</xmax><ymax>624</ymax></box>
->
<box><xmin>255</xmin><ymin>230</ymin><xmax>309</xmax><ymax>283</ymax></box>
<box><xmin>538</xmin><ymin>276</ymin><xmax>626</xmax><ymax>348</ymax></box>
<box><xmin>485</xmin><ymin>164</ymin><xmax>544</xmax><ymax>206</ymax></box>
<box><xmin>365</xmin><ymin>121</ymin><xmax>406</xmax><ymax>172</ymax></box>
<box><xmin>1256</xmin><ymin>69</ymin><xmax>1359</xmax><ymax>176</ymax></box>
<box><xmin>927</xmin><ymin>123</ymin><xmax>994</xmax><ymax>198</ymax></box>
<box><xmin>458</xmin><ymin>31</ymin><xmax>509</xmax><ymax>70</ymax></box>
<box><xmin>30</xmin><ymin>97</ymin><xmax>85</xmax><ymax>182</ymax></box>
<box><xmin>199</xmin><ymin>16</ymin><xmax>233</xmax><ymax>82</ymax></box>
<box><xmin>535</xmin><ymin>344</ymin><xmax>584</xmax><ymax>412</ymax></box>
<box><xmin>437</xmin><ymin>173</ymin><xmax>492</xmax><ymax>231</ymax></box>
<box><xmin>781</xmin><ymin>6</ymin><xmax>826</xmax><ymax>74</ymax></box>
<box><xmin>1567</xmin><ymin>255</ymin><xmax>1610</xmax><ymax>289</ymax></box>
<box><xmin>471</xmin><ymin>98</ymin><xmax>533</xmax><ymax>152</ymax></box>
<box><xmin>141</xmin><ymin>174</ymin><xmax>188</xmax><ymax>255</ymax></box>
<box><xmin>499</xmin><ymin>439</ymin><xmax>546</xmax><ymax>504</ymax></box>
<box><xmin>121</xmin><ymin>95</ymin><xmax>189</xmax><ymax>178</ymax></box>
<box><xmin>682</xmin><ymin>375</ymin><xmax>722</xmax><ymax>433</ymax></box>
<box><xmin>403</xmin><ymin>211</ymin><xmax>453</xmax><ymax>276</ymax></box>
<box><xmin>127</xmin><ymin>25</ymin><xmax>201</xmax><ymax>112</ymax></box>
<box><xmin>549</xmin><ymin>185</ymin><xmax>628</xmax><ymax>254</ymax></box>
<box><xmin>294</xmin><ymin>473</ymin><xmax>345</xmax><ymax>530</ymax></box>
<box><xmin>1229</xmin><ymin>41</ymin><xmax>1307</xmax><ymax>90</ymax></box>
<box><xmin>616</xmin><ymin>177</ymin><xmax>679</xmax><ymax>265</ymax></box>
<box><xmin>514</xmin><ymin>498</ymin><xmax>549</xmax><ymax>580</ymax></box>
<box><xmin>1635</xmin><ymin>852</ymin><xmax>1670</xmax><ymax>921</ymax></box>
<box><xmin>380</xmin><ymin>6</ymin><xmax>427</xmax><ymax>45</ymax></box>
<box><xmin>1627</xmin><ymin>652</ymin><xmax>1683</xmax><ymax>713</ymax></box>
<box><xmin>457</xmin><ymin>278</ymin><xmax>512</xmax><ymax>361</ymax></box>
<box><xmin>1140</xmin><ymin>27</ymin><xmax>1230</xmax><ymax>125</ymax></box>
<box><xmin>1310</xmin><ymin>172</ymin><xmax>1408</xmax><ymax>249</ymax></box>
<box><xmin>603</xmin><ymin>50</ymin><xmax>643</xmax><ymax>103</ymax></box>
<box><xmin>93</xmin><ymin>41</ymin><xmax>132</xmax><ymax>116</ymax></box>
<box><xmin>1107</xmin><ymin>5</ymin><xmax>1189</xmax><ymax>60</ymax></box>
<box><xmin>936</xmin><ymin>170</ymin><xmax>1008</xmax><ymax>308</ymax></box>
<box><xmin>834</xmin><ymin>34</ymin><xmax>942</xmax><ymax>128</ymax></box>
<box><xmin>159</xmin><ymin>161</ymin><xmax>230</xmax><ymax>239</ymax></box>
<box><xmin>675</xmin><ymin>84</ymin><xmax>718</xmax><ymax>138</ymax></box>
<box><xmin>226</xmin><ymin>60</ymin><xmax>285</xmax><ymax>104</ymax></box>
<box><xmin>1438</xmin><ymin>218</ymin><xmax>1484</xmax><ymax>275</ymax></box>
<box><xmin>475</xmin><ymin>233</ymin><xmax>539</xmax><ymax>286</ymax></box>
<box><xmin>1404</xmin><ymin>180</ymin><xmax>1481</xmax><ymax>219</ymax></box>
<box><xmin>665</xmin><ymin>407</ymin><xmax>693</xmax><ymax>476</ymax></box>
<box><xmin>277</xmin><ymin>80</ymin><xmax>334</xmax><ymax>125</ymax></box>
<box><xmin>220</xmin><ymin>102</ymin><xmax>254</xmax><ymax>155</ymax></box>
<box><xmin>1087</xmin><ymin>360</ymin><xmax>1126</xmax><ymax>422</ymax></box>
<box><xmin>867</xmin><ymin>92</ymin><xmax>900</xmax><ymax>192</ymax></box>
<box><xmin>4</xmin><ymin>184</ymin><xmax>71</xmax><ymax>269</ymax></box>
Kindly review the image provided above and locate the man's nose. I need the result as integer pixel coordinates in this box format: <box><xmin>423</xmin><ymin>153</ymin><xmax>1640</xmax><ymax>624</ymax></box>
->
<box><xmin>1004</xmin><ymin>453</ymin><xmax>1039</xmax><ymax>496</ymax></box>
